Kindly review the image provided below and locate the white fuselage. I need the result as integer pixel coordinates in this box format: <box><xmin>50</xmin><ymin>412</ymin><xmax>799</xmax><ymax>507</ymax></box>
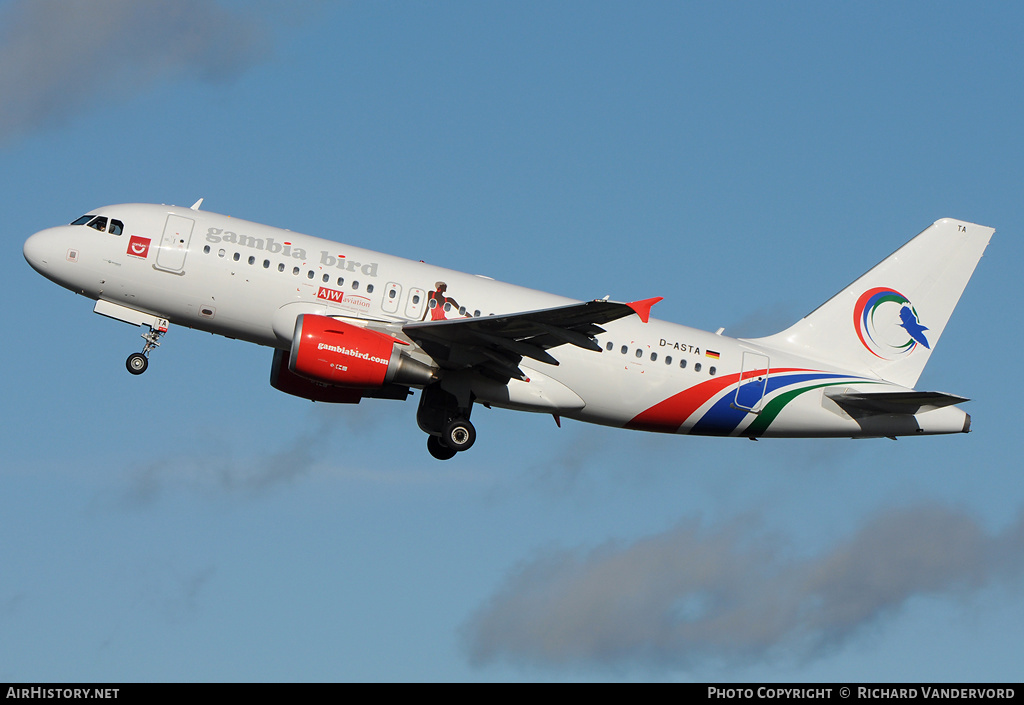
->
<box><xmin>23</xmin><ymin>203</ymin><xmax>972</xmax><ymax>439</ymax></box>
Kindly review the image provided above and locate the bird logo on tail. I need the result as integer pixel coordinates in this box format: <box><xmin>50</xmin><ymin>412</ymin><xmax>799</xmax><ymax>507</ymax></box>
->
<box><xmin>854</xmin><ymin>287</ymin><xmax>929</xmax><ymax>359</ymax></box>
<box><xmin>897</xmin><ymin>305</ymin><xmax>930</xmax><ymax>349</ymax></box>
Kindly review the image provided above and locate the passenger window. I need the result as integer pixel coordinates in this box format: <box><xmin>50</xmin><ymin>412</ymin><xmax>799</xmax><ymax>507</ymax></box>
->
<box><xmin>264</xmin><ymin>260</ymin><xmax>270</xmax><ymax>269</ymax></box>
<box><xmin>292</xmin><ymin>266</ymin><xmax>300</xmax><ymax>275</ymax></box>
<box><xmin>367</xmin><ymin>284</ymin><xmax>374</xmax><ymax>293</ymax></box>
<box><xmin>679</xmin><ymin>359</ymin><xmax>687</xmax><ymax>369</ymax></box>
<box><xmin>337</xmin><ymin>277</ymin><xmax>345</xmax><ymax>286</ymax></box>
<box><xmin>218</xmin><ymin>249</ymin><xmax>226</xmax><ymax>258</ymax></box>
<box><xmin>621</xmin><ymin>345</ymin><xmax>628</xmax><ymax>354</ymax></box>
<box><xmin>248</xmin><ymin>256</ymin><xmax>255</xmax><ymax>265</ymax></box>
<box><xmin>353</xmin><ymin>281</ymin><xmax>360</xmax><ymax>290</ymax></box>
<box><xmin>665</xmin><ymin>356</ymin><xmax>672</xmax><ymax>365</ymax></box>
<box><xmin>307</xmin><ymin>270</ymin><xmax>314</xmax><ymax>279</ymax></box>
<box><xmin>204</xmin><ymin>245</ymin><xmax>211</xmax><ymax>254</ymax></box>
<box><xmin>278</xmin><ymin>263</ymin><xmax>285</xmax><ymax>272</ymax></box>
<box><xmin>709</xmin><ymin>367</ymin><xmax>717</xmax><ymax>376</ymax></box>
<box><xmin>322</xmin><ymin>274</ymin><xmax>329</xmax><ymax>282</ymax></box>
<box><xmin>606</xmin><ymin>342</ymin><xmax>613</xmax><ymax>351</ymax></box>
<box><xmin>650</xmin><ymin>352</ymin><xmax>657</xmax><ymax>361</ymax></box>
<box><xmin>233</xmin><ymin>252</ymin><xmax>240</xmax><ymax>262</ymax></box>
<box><xmin>695</xmin><ymin>362</ymin><xmax>702</xmax><ymax>372</ymax></box>
<box><xmin>109</xmin><ymin>220</ymin><xmax>124</xmax><ymax>235</ymax></box>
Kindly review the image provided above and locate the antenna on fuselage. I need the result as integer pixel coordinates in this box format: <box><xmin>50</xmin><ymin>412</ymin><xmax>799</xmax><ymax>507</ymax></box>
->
<box><xmin>190</xmin><ymin>198</ymin><xmax>204</xmax><ymax>211</ymax></box>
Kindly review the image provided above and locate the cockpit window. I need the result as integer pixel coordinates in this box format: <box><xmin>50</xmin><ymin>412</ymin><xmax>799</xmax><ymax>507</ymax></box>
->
<box><xmin>86</xmin><ymin>216</ymin><xmax>108</xmax><ymax>232</ymax></box>
<box><xmin>71</xmin><ymin>214</ymin><xmax>121</xmax><ymax>234</ymax></box>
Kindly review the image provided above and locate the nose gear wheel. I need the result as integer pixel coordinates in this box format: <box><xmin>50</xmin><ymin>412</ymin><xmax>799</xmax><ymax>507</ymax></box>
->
<box><xmin>125</xmin><ymin>319</ymin><xmax>168</xmax><ymax>375</ymax></box>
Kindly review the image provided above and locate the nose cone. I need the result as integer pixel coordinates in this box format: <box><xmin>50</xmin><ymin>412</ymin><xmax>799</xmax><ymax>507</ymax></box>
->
<box><xmin>23</xmin><ymin>230</ymin><xmax>51</xmax><ymax>274</ymax></box>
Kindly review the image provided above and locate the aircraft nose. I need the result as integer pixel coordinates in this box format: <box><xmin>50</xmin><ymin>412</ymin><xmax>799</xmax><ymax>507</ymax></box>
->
<box><xmin>23</xmin><ymin>230</ymin><xmax>50</xmax><ymax>274</ymax></box>
<box><xmin>23</xmin><ymin>227</ymin><xmax>70</xmax><ymax>278</ymax></box>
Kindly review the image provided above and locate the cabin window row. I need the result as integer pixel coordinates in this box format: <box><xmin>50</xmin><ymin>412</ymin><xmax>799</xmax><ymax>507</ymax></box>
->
<box><xmin>428</xmin><ymin>298</ymin><xmax>484</xmax><ymax>318</ymax></box>
<box><xmin>202</xmin><ymin>245</ymin><xmax>374</xmax><ymax>293</ymax></box>
<box><xmin>603</xmin><ymin>341</ymin><xmax>716</xmax><ymax>375</ymax></box>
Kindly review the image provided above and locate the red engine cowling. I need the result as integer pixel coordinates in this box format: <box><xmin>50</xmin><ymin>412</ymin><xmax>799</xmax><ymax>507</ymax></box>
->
<box><xmin>270</xmin><ymin>348</ymin><xmax>365</xmax><ymax>403</ymax></box>
<box><xmin>289</xmin><ymin>314</ymin><xmax>435</xmax><ymax>388</ymax></box>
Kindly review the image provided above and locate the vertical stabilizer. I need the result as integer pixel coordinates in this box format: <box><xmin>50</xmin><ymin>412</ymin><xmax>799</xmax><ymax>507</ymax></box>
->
<box><xmin>749</xmin><ymin>218</ymin><xmax>993</xmax><ymax>387</ymax></box>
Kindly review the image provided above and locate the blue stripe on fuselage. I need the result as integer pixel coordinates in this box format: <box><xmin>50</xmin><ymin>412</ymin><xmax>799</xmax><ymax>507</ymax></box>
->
<box><xmin>690</xmin><ymin>373</ymin><xmax>851</xmax><ymax>436</ymax></box>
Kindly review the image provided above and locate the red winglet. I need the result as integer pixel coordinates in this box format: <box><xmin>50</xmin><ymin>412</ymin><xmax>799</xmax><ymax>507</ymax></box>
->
<box><xmin>626</xmin><ymin>297</ymin><xmax>663</xmax><ymax>323</ymax></box>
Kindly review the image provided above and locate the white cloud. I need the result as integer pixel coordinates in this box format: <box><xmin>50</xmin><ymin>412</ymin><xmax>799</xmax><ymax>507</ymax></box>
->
<box><xmin>0</xmin><ymin>0</ymin><xmax>268</xmax><ymax>146</ymax></box>
<box><xmin>463</xmin><ymin>504</ymin><xmax>1024</xmax><ymax>670</ymax></box>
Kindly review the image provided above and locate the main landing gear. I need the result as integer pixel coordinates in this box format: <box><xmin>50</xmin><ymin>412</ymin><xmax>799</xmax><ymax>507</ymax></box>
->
<box><xmin>425</xmin><ymin>419</ymin><xmax>476</xmax><ymax>460</ymax></box>
<box><xmin>125</xmin><ymin>319</ymin><xmax>168</xmax><ymax>375</ymax></box>
<box><xmin>418</xmin><ymin>383</ymin><xmax>476</xmax><ymax>461</ymax></box>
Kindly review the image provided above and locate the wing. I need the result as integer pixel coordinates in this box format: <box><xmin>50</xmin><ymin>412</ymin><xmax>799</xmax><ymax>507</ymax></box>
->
<box><xmin>401</xmin><ymin>297</ymin><xmax>662</xmax><ymax>381</ymax></box>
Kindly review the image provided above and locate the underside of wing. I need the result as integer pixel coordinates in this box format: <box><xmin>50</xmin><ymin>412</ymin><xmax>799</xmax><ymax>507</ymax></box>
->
<box><xmin>402</xmin><ymin>297</ymin><xmax>662</xmax><ymax>381</ymax></box>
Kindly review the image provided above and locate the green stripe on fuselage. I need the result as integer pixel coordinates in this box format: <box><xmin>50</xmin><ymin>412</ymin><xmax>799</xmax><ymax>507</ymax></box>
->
<box><xmin>744</xmin><ymin>381</ymin><xmax>883</xmax><ymax>437</ymax></box>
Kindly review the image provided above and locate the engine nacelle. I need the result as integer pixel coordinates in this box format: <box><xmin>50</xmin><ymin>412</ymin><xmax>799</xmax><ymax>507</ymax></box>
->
<box><xmin>270</xmin><ymin>348</ymin><xmax>365</xmax><ymax>403</ymax></box>
<box><xmin>289</xmin><ymin>314</ymin><xmax>436</xmax><ymax>388</ymax></box>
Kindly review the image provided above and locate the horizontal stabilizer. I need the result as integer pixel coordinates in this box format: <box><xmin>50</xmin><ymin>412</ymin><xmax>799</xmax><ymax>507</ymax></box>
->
<box><xmin>825</xmin><ymin>390</ymin><xmax>969</xmax><ymax>414</ymax></box>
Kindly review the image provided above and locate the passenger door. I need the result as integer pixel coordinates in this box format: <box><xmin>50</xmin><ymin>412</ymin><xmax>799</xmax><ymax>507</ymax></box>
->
<box><xmin>155</xmin><ymin>214</ymin><xmax>194</xmax><ymax>273</ymax></box>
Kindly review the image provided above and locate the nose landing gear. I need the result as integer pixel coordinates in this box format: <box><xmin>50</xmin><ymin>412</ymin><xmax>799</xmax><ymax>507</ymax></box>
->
<box><xmin>126</xmin><ymin>352</ymin><xmax>148</xmax><ymax>375</ymax></box>
<box><xmin>125</xmin><ymin>319</ymin><xmax>168</xmax><ymax>375</ymax></box>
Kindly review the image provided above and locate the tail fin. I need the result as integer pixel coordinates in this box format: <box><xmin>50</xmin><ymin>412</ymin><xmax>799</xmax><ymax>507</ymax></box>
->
<box><xmin>749</xmin><ymin>218</ymin><xmax>994</xmax><ymax>388</ymax></box>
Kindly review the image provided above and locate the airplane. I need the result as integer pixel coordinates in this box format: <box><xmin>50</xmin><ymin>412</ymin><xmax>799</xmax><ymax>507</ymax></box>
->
<box><xmin>23</xmin><ymin>201</ymin><xmax>993</xmax><ymax>460</ymax></box>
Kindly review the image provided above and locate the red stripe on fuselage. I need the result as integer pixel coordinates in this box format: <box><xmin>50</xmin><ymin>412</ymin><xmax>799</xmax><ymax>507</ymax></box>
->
<box><xmin>625</xmin><ymin>368</ymin><xmax>809</xmax><ymax>433</ymax></box>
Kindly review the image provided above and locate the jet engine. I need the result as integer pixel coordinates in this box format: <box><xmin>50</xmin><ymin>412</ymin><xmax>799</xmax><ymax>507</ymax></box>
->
<box><xmin>289</xmin><ymin>314</ymin><xmax>436</xmax><ymax>389</ymax></box>
<box><xmin>270</xmin><ymin>348</ymin><xmax>365</xmax><ymax>403</ymax></box>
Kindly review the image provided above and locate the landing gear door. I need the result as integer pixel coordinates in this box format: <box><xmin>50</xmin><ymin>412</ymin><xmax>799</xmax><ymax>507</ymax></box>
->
<box><xmin>155</xmin><ymin>214</ymin><xmax>194</xmax><ymax>273</ymax></box>
<box><xmin>734</xmin><ymin>351</ymin><xmax>769</xmax><ymax>413</ymax></box>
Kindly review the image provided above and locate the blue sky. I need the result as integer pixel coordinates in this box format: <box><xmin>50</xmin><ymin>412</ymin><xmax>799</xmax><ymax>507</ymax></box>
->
<box><xmin>2</xmin><ymin>1</ymin><xmax>1023</xmax><ymax>682</ymax></box>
